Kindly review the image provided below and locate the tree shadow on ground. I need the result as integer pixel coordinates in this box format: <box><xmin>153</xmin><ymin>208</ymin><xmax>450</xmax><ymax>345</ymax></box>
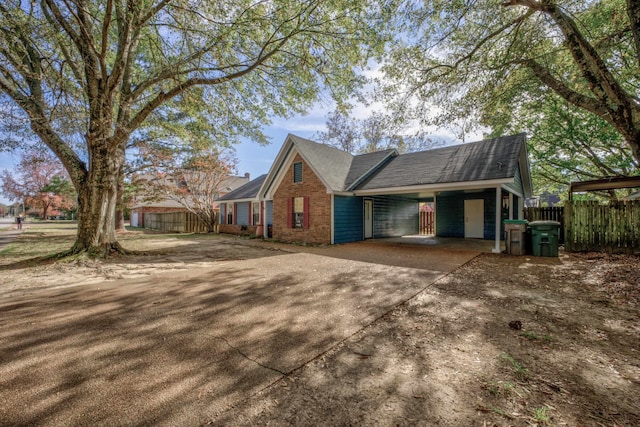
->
<box><xmin>212</xmin><ymin>253</ymin><xmax>640</xmax><ymax>426</ymax></box>
<box><xmin>0</xmin><ymin>252</ymin><xmax>438</xmax><ymax>426</ymax></box>
<box><xmin>0</xmin><ymin>234</ymin><xmax>284</xmax><ymax>272</ymax></box>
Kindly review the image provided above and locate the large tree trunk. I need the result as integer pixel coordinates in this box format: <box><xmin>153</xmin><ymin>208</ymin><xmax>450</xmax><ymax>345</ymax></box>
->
<box><xmin>70</xmin><ymin>143</ymin><xmax>126</xmax><ymax>256</ymax></box>
<box><xmin>115</xmin><ymin>163</ymin><xmax>126</xmax><ymax>232</ymax></box>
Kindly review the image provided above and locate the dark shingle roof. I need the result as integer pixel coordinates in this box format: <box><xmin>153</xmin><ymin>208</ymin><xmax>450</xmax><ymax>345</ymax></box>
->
<box><xmin>218</xmin><ymin>174</ymin><xmax>267</xmax><ymax>201</ymax></box>
<box><xmin>288</xmin><ymin>134</ymin><xmax>353</xmax><ymax>191</ymax></box>
<box><xmin>355</xmin><ymin>134</ymin><xmax>525</xmax><ymax>190</ymax></box>
<box><xmin>344</xmin><ymin>149</ymin><xmax>396</xmax><ymax>190</ymax></box>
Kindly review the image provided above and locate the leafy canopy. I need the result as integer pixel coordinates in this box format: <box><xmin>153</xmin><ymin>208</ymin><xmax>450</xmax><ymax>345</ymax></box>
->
<box><xmin>381</xmin><ymin>0</ymin><xmax>640</xmax><ymax>168</ymax></box>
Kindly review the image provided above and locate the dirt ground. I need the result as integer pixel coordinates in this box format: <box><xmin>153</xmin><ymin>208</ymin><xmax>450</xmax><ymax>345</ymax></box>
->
<box><xmin>1</xmin><ymin>230</ymin><xmax>639</xmax><ymax>426</ymax></box>
<box><xmin>213</xmin><ymin>251</ymin><xmax>640</xmax><ymax>426</ymax></box>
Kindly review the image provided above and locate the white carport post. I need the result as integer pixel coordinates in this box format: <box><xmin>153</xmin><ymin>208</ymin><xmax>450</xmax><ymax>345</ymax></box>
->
<box><xmin>261</xmin><ymin>201</ymin><xmax>268</xmax><ymax>238</ymax></box>
<box><xmin>493</xmin><ymin>185</ymin><xmax>502</xmax><ymax>253</ymax></box>
<box><xmin>508</xmin><ymin>192</ymin><xmax>514</xmax><ymax>220</ymax></box>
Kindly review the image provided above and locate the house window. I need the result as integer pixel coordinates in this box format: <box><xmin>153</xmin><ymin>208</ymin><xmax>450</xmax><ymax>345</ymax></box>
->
<box><xmin>293</xmin><ymin>197</ymin><xmax>304</xmax><ymax>228</ymax></box>
<box><xmin>293</xmin><ymin>162</ymin><xmax>303</xmax><ymax>183</ymax></box>
<box><xmin>287</xmin><ymin>197</ymin><xmax>308</xmax><ymax>229</ymax></box>
<box><xmin>252</xmin><ymin>201</ymin><xmax>260</xmax><ymax>225</ymax></box>
<box><xmin>227</xmin><ymin>203</ymin><xmax>234</xmax><ymax>225</ymax></box>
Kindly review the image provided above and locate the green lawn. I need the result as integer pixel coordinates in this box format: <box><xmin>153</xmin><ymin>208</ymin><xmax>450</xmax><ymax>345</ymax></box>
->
<box><xmin>0</xmin><ymin>222</ymin><xmax>226</xmax><ymax>264</ymax></box>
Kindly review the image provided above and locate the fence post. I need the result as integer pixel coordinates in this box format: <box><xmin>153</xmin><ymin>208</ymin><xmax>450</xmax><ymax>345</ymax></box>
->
<box><xmin>564</xmin><ymin>202</ymin><xmax>572</xmax><ymax>252</ymax></box>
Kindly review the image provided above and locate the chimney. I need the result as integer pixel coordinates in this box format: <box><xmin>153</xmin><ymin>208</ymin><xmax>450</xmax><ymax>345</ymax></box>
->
<box><xmin>244</xmin><ymin>172</ymin><xmax>250</xmax><ymax>180</ymax></box>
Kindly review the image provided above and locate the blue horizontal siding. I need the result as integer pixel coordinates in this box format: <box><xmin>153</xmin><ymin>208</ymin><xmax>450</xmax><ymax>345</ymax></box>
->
<box><xmin>504</xmin><ymin>164</ymin><xmax>523</xmax><ymax>196</ymax></box>
<box><xmin>333</xmin><ymin>195</ymin><xmax>363</xmax><ymax>244</ymax></box>
<box><xmin>236</xmin><ymin>202</ymin><xmax>250</xmax><ymax>225</ymax></box>
<box><xmin>436</xmin><ymin>189</ymin><xmax>499</xmax><ymax>240</ymax></box>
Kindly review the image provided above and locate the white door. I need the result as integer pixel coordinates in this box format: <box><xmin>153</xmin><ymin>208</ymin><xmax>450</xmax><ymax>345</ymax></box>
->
<box><xmin>464</xmin><ymin>199</ymin><xmax>484</xmax><ymax>238</ymax></box>
<box><xmin>131</xmin><ymin>211</ymin><xmax>139</xmax><ymax>227</ymax></box>
<box><xmin>364</xmin><ymin>199</ymin><xmax>373</xmax><ymax>239</ymax></box>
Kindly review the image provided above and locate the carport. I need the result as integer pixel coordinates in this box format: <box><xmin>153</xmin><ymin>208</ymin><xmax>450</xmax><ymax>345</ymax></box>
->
<box><xmin>353</xmin><ymin>179</ymin><xmax>527</xmax><ymax>254</ymax></box>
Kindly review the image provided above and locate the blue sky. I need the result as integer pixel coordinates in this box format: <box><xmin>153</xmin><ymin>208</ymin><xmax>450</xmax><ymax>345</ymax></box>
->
<box><xmin>0</xmin><ymin>103</ymin><xmax>478</xmax><ymax>206</ymax></box>
<box><xmin>0</xmin><ymin>112</ymin><xmax>322</xmax><ymax>206</ymax></box>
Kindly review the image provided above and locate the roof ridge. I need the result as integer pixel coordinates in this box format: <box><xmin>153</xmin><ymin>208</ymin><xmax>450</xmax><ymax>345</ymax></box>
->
<box><xmin>287</xmin><ymin>134</ymin><xmax>354</xmax><ymax>192</ymax></box>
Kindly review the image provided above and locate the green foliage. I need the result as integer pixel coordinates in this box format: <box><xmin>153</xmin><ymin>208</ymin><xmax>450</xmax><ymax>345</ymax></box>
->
<box><xmin>381</xmin><ymin>0</ymin><xmax>640</xmax><ymax>175</ymax></box>
<box><xmin>488</xmin><ymin>93</ymin><xmax>638</xmax><ymax>200</ymax></box>
<box><xmin>0</xmin><ymin>0</ymin><xmax>391</xmax><ymax>251</ymax></box>
<box><xmin>520</xmin><ymin>331</ymin><xmax>552</xmax><ymax>342</ymax></box>
<box><xmin>485</xmin><ymin>381</ymin><xmax>514</xmax><ymax>397</ymax></box>
<box><xmin>42</xmin><ymin>176</ymin><xmax>76</xmax><ymax>199</ymax></box>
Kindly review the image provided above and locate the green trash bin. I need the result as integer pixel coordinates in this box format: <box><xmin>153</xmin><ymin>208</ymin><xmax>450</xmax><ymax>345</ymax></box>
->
<box><xmin>503</xmin><ymin>219</ymin><xmax>528</xmax><ymax>255</ymax></box>
<box><xmin>529</xmin><ymin>221</ymin><xmax>560</xmax><ymax>257</ymax></box>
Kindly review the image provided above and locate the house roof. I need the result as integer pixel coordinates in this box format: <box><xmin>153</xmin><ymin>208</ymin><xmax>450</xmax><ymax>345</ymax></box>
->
<box><xmin>218</xmin><ymin>174</ymin><xmax>267</xmax><ymax>201</ymax></box>
<box><xmin>132</xmin><ymin>199</ymin><xmax>187</xmax><ymax>209</ymax></box>
<box><xmin>258</xmin><ymin>132</ymin><xmax>531</xmax><ymax>199</ymax></box>
<box><xmin>356</xmin><ymin>133</ymin><xmax>526</xmax><ymax>190</ymax></box>
<box><xmin>287</xmin><ymin>134</ymin><xmax>354</xmax><ymax>192</ymax></box>
<box><xmin>132</xmin><ymin>173</ymin><xmax>250</xmax><ymax>209</ymax></box>
<box><xmin>344</xmin><ymin>149</ymin><xmax>397</xmax><ymax>190</ymax></box>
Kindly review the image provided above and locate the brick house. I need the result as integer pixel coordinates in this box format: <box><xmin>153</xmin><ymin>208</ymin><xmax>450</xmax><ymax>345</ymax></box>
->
<box><xmin>219</xmin><ymin>133</ymin><xmax>533</xmax><ymax>252</ymax></box>
<box><xmin>131</xmin><ymin>174</ymin><xmax>250</xmax><ymax>229</ymax></box>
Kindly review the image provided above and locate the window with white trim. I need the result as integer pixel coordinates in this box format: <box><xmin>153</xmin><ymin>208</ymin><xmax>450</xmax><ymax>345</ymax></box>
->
<box><xmin>252</xmin><ymin>202</ymin><xmax>260</xmax><ymax>225</ymax></box>
<box><xmin>226</xmin><ymin>203</ymin><xmax>234</xmax><ymax>225</ymax></box>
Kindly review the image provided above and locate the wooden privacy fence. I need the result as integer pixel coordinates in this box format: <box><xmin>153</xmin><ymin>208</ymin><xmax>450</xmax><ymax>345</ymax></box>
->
<box><xmin>565</xmin><ymin>201</ymin><xmax>640</xmax><ymax>253</ymax></box>
<box><xmin>144</xmin><ymin>211</ymin><xmax>211</xmax><ymax>233</ymax></box>
<box><xmin>524</xmin><ymin>206</ymin><xmax>565</xmax><ymax>243</ymax></box>
<box><xmin>419</xmin><ymin>211</ymin><xmax>434</xmax><ymax>235</ymax></box>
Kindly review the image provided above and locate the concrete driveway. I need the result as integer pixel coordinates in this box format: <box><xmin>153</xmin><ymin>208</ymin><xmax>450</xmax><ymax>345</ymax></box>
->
<box><xmin>0</xmin><ymin>247</ymin><xmax>479</xmax><ymax>426</ymax></box>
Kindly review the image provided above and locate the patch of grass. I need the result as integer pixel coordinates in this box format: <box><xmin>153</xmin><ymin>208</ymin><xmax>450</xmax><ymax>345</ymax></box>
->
<box><xmin>532</xmin><ymin>406</ymin><xmax>551</xmax><ymax>425</ymax></box>
<box><xmin>485</xmin><ymin>381</ymin><xmax>515</xmax><ymax>397</ymax></box>
<box><xmin>489</xmin><ymin>406</ymin><xmax>507</xmax><ymax>416</ymax></box>
<box><xmin>501</xmin><ymin>352</ymin><xmax>528</xmax><ymax>380</ymax></box>
<box><xmin>2</xmin><ymin>224</ymin><xmax>238</xmax><ymax>266</ymax></box>
<box><xmin>520</xmin><ymin>331</ymin><xmax>553</xmax><ymax>341</ymax></box>
<box><xmin>1</xmin><ymin>233</ymin><xmax>76</xmax><ymax>261</ymax></box>
<box><xmin>120</xmin><ymin>230</ymin><xmax>224</xmax><ymax>241</ymax></box>
<box><xmin>477</xmin><ymin>404</ymin><xmax>513</xmax><ymax>419</ymax></box>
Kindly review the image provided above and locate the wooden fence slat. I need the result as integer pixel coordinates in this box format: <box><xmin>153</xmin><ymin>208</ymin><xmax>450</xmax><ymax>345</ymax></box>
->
<box><xmin>562</xmin><ymin>200</ymin><xmax>639</xmax><ymax>253</ymax></box>
<box><xmin>143</xmin><ymin>211</ymin><xmax>212</xmax><ymax>233</ymax></box>
<box><xmin>526</xmin><ymin>202</ymin><xmax>639</xmax><ymax>253</ymax></box>
<box><xmin>419</xmin><ymin>211</ymin><xmax>434</xmax><ymax>235</ymax></box>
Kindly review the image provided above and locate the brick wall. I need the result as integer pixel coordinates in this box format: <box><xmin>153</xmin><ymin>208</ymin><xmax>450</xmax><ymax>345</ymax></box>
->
<box><xmin>273</xmin><ymin>154</ymin><xmax>332</xmax><ymax>244</ymax></box>
<box><xmin>219</xmin><ymin>224</ymin><xmax>258</xmax><ymax>236</ymax></box>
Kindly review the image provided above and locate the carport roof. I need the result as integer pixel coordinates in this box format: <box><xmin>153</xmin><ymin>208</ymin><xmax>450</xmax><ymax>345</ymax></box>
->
<box><xmin>354</xmin><ymin>133</ymin><xmax>527</xmax><ymax>191</ymax></box>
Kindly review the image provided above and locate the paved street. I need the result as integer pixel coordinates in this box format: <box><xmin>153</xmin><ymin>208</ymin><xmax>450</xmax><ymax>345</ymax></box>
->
<box><xmin>0</xmin><ymin>216</ymin><xmax>22</xmax><ymax>252</ymax></box>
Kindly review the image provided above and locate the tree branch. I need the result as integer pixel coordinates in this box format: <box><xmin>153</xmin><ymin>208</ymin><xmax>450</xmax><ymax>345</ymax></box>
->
<box><xmin>627</xmin><ymin>0</ymin><xmax>640</xmax><ymax>68</ymax></box>
<box><xmin>127</xmin><ymin>33</ymin><xmax>292</xmax><ymax>131</ymax></box>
